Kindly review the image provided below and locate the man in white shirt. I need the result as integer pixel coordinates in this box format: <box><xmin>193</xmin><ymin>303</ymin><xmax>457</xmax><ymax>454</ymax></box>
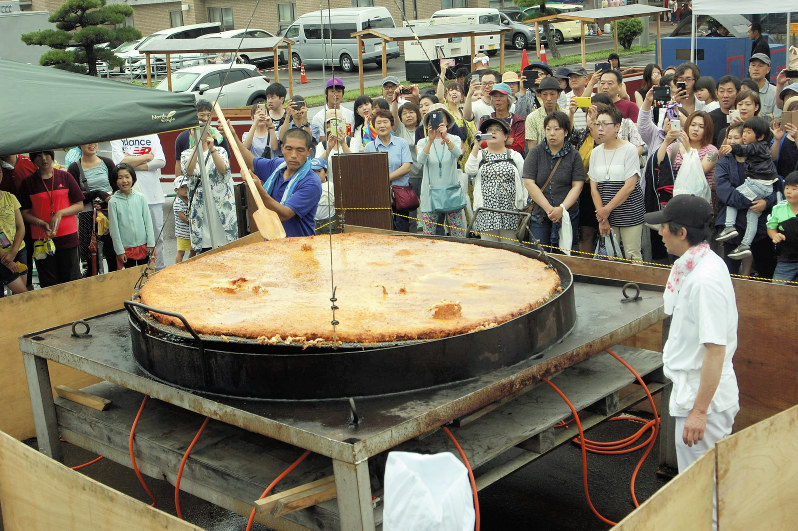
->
<box><xmin>110</xmin><ymin>134</ymin><xmax>167</xmax><ymax>270</ymax></box>
<box><xmin>644</xmin><ymin>195</ymin><xmax>739</xmax><ymax>474</ymax></box>
<box><xmin>311</xmin><ymin>78</ymin><xmax>355</xmax><ymax>142</ymax></box>
<box><xmin>564</xmin><ymin>66</ymin><xmax>590</xmax><ymax>130</ymax></box>
<box><xmin>464</xmin><ymin>70</ymin><xmax>500</xmax><ymax>125</ymax></box>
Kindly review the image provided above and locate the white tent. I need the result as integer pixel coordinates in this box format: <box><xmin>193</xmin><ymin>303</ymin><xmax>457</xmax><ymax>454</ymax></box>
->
<box><xmin>690</xmin><ymin>1</ymin><xmax>795</xmax><ymax>62</ymax></box>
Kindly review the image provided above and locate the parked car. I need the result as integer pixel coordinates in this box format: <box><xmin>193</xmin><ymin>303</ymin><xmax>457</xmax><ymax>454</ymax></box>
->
<box><xmin>154</xmin><ymin>64</ymin><xmax>269</xmax><ymax>108</ymax></box>
<box><xmin>520</xmin><ymin>4</ymin><xmax>584</xmax><ymax>44</ymax></box>
<box><xmin>498</xmin><ymin>10</ymin><xmax>539</xmax><ymax>50</ymax></box>
<box><xmin>115</xmin><ymin>22</ymin><xmax>222</xmax><ymax>76</ymax></box>
<box><xmin>280</xmin><ymin>7</ymin><xmax>400</xmax><ymax>72</ymax></box>
<box><xmin>198</xmin><ymin>28</ymin><xmax>277</xmax><ymax>66</ymax></box>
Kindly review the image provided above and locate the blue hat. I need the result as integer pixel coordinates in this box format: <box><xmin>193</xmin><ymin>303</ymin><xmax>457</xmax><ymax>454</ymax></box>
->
<box><xmin>310</xmin><ymin>158</ymin><xmax>328</xmax><ymax>171</ymax></box>
<box><xmin>779</xmin><ymin>81</ymin><xmax>798</xmax><ymax>101</ymax></box>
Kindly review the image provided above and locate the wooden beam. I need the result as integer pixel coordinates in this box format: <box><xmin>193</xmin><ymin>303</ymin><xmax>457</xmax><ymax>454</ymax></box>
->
<box><xmin>255</xmin><ymin>476</ymin><xmax>337</xmax><ymax>517</ymax></box>
<box><xmin>273</xmin><ymin>48</ymin><xmax>279</xmax><ymax>83</ymax></box>
<box><xmin>357</xmin><ymin>36</ymin><xmax>364</xmax><ymax>94</ymax></box>
<box><xmin>614</xmin><ymin>21</ymin><xmax>619</xmax><ymax>55</ymax></box>
<box><xmin>535</xmin><ymin>23</ymin><xmax>541</xmax><ymax>60</ymax></box>
<box><xmin>381</xmin><ymin>41</ymin><xmax>387</xmax><ymax>79</ymax></box>
<box><xmin>470</xmin><ymin>35</ymin><xmax>476</xmax><ymax>71</ymax></box>
<box><xmin>499</xmin><ymin>32</ymin><xmax>505</xmax><ymax>73</ymax></box>
<box><xmin>656</xmin><ymin>17</ymin><xmax>662</xmax><ymax>67</ymax></box>
<box><xmin>146</xmin><ymin>53</ymin><xmax>152</xmax><ymax>87</ymax></box>
<box><xmin>287</xmin><ymin>44</ymin><xmax>294</xmax><ymax>98</ymax></box>
<box><xmin>166</xmin><ymin>53</ymin><xmax>172</xmax><ymax>92</ymax></box>
<box><xmin>55</xmin><ymin>385</ymin><xmax>111</xmax><ymax>411</ymax></box>
<box><xmin>581</xmin><ymin>22</ymin><xmax>586</xmax><ymax>68</ymax></box>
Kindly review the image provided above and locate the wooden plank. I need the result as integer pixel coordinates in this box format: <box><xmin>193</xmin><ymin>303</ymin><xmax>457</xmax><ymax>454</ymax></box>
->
<box><xmin>0</xmin><ymin>265</ymin><xmax>145</xmax><ymax>440</ymax></box>
<box><xmin>332</xmin><ymin>460</ymin><xmax>375</xmax><ymax>531</ymax></box>
<box><xmin>614</xmin><ymin>448</ymin><xmax>715</xmax><ymax>530</ymax></box>
<box><xmin>255</xmin><ymin>476</ymin><xmax>337</xmax><ymax>517</ymax></box>
<box><xmin>55</xmin><ymin>384</ymin><xmax>111</xmax><ymax>411</ymax></box>
<box><xmin>0</xmin><ymin>429</ymin><xmax>201</xmax><ymax>531</ymax></box>
<box><xmin>717</xmin><ymin>404</ymin><xmax>798</xmax><ymax>529</ymax></box>
<box><xmin>332</xmin><ymin>153</ymin><xmax>393</xmax><ymax>230</ymax></box>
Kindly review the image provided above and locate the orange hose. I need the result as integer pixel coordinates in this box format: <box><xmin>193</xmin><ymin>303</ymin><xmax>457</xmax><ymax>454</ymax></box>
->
<box><xmin>245</xmin><ymin>449</ymin><xmax>312</xmax><ymax>531</ymax></box>
<box><xmin>543</xmin><ymin>377</ymin><xmax>617</xmax><ymax>526</ymax></box>
<box><xmin>70</xmin><ymin>455</ymin><xmax>103</xmax><ymax>470</ymax></box>
<box><xmin>128</xmin><ymin>395</ymin><xmax>157</xmax><ymax>507</ymax></box>
<box><xmin>175</xmin><ymin>416</ymin><xmax>210</xmax><ymax>519</ymax></box>
<box><xmin>443</xmin><ymin>426</ymin><xmax>480</xmax><ymax>531</ymax></box>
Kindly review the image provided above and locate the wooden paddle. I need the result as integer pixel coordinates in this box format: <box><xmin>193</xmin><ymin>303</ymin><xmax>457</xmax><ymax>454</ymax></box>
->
<box><xmin>214</xmin><ymin>103</ymin><xmax>286</xmax><ymax>240</ymax></box>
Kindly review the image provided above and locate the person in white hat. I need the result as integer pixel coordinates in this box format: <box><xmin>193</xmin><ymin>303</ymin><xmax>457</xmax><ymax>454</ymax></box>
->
<box><xmin>172</xmin><ymin>175</ymin><xmax>193</xmax><ymax>263</ymax></box>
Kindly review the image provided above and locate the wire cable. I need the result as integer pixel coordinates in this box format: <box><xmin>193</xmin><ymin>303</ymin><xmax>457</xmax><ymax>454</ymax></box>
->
<box><xmin>245</xmin><ymin>449</ymin><xmax>312</xmax><ymax>531</ymax></box>
<box><xmin>175</xmin><ymin>416</ymin><xmax>210</xmax><ymax>519</ymax></box>
<box><xmin>443</xmin><ymin>426</ymin><xmax>480</xmax><ymax>531</ymax></box>
<box><xmin>128</xmin><ymin>394</ymin><xmax>157</xmax><ymax>507</ymax></box>
<box><xmin>70</xmin><ymin>455</ymin><xmax>104</xmax><ymax>470</ymax></box>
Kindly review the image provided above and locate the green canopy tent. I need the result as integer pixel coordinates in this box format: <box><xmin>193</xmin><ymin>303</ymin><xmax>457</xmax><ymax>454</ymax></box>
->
<box><xmin>0</xmin><ymin>58</ymin><xmax>198</xmax><ymax>157</ymax></box>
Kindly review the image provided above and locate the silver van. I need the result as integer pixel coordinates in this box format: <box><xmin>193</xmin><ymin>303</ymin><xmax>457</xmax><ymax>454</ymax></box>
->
<box><xmin>280</xmin><ymin>7</ymin><xmax>400</xmax><ymax>72</ymax></box>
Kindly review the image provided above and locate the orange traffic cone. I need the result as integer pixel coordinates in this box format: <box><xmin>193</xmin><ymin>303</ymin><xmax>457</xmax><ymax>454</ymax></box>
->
<box><xmin>540</xmin><ymin>45</ymin><xmax>548</xmax><ymax>64</ymax></box>
<box><xmin>299</xmin><ymin>62</ymin><xmax>308</xmax><ymax>84</ymax></box>
<box><xmin>521</xmin><ymin>49</ymin><xmax>530</xmax><ymax>71</ymax></box>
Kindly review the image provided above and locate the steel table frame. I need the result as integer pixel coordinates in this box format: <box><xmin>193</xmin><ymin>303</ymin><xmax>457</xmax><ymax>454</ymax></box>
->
<box><xmin>20</xmin><ymin>277</ymin><xmax>664</xmax><ymax>530</ymax></box>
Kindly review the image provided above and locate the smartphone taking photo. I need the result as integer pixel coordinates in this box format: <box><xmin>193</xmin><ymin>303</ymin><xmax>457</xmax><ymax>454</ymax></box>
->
<box><xmin>429</xmin><ymin>111</ymin><xmax>444</xmax><ymax>130</ymax></box>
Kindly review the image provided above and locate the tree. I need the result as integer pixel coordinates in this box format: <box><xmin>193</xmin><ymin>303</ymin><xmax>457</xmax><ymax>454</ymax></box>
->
<box><xmin>616</xmin><ymin>18</ymin><xmax>644</xmax><ymax>50</ymax></box>
<box><xmin>21</xmin><ymin>0</ymin><xmax>141</xmax><ymax>76</ymax></box>
<box><xmin>515</xmin><ymin>0</ymin><xmax>560</xmax><ymax>59</ymax></box>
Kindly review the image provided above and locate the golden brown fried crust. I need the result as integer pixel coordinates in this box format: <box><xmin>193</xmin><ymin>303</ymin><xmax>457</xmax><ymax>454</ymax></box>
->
<box><xmin>138</xmin><ymin>233</ymin><xmax>560</xmax><ymax>344</ymax></box>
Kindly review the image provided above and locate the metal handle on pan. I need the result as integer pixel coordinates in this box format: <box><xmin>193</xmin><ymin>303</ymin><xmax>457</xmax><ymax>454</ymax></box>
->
<box><xmin>123</xmin><ymin>300</ymin><xmax>204</xmax><ymax>348</ymax></box>
<box><xmin>469</xmin><ymin>207</ymin><xmax>541</xmax><ymax>249</ymax></box>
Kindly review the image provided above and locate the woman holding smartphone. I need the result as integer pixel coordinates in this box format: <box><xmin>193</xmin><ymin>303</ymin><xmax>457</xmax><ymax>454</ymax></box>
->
<box><xmin>243</xmin><ymin>103</ymin><xmax>279</xmax><ymax>158</ymax></box>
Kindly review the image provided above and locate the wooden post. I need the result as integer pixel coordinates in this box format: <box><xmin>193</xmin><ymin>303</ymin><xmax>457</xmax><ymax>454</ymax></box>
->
<box><xmin>273</xmin><ymin>48</ymin><xmax>279</xmax><ymax>83</ymax></box>
<box><xmin>357</xmin><ymin>36</ymin><xmax>364</xmax><ymax>94</ymax></box>
<box><xmin>656</xmin><ymin>17</ymin><xmax>662</xmax><ymax>67</ymax></box>
<box><xmin>614</xmin><ymin>20</ymin><xmax>619</xmax><ymax>55</ymax></box>
<box><xmin>499</xmin><ymin>32</ymin><xmax>505</xmax><ymax>73</ymax></box>
<box><xmin>333</xmin><ymin>460</ymin><xmax>375</xmax><ymax>531</ymax></box>
<box><xmin>287</xmin><ymin>44</ymin><xmax>294</xmax><ymax>98</ymax></box>
<box><xmin>581</xmin><ymin>22</ymin><xmax>587</xmax><ymax>69</ymax></box>
<box><xmin>470</xmin><ymin>35</ymin><xmax>476</xmax><ymax>71</ymax></box>
<box><xmin>381</xmin><ymin>41</ymin><xmax>387</xmax><ymax>79</ymax></box>
<box><xmin>145</xmin><ymin>53</ymin><xmax>152</xmax><ymax>87</ymax></box>
<box><xmin>166</xmin><ymin>53</ymin><xmax>172</xmax><ymax>92</ymax></box>
<box><xmin>535</xmin><ymin>23</ymin><xmax>541</xmax><ymax>60</ymax></box>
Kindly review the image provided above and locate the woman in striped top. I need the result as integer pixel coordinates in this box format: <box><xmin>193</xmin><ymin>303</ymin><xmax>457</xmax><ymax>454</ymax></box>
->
<box><xmin>588</xmin><ymin>106</ymin><xmax>646</xmax><ymax>261</ymax></box>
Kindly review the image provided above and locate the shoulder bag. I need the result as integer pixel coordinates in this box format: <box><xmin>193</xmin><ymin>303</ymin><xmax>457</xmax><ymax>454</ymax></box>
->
<box><xmin>499</xmin><ymin>152</ymin><xmax>562</xmax><ymax>241</ymax></box>
<box><xmin>375</xmin><ymin>139</ymin><xmax>420</xmax><ymax>212</ymax></box>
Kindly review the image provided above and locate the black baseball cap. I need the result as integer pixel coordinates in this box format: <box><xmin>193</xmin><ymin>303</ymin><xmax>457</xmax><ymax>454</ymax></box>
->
<box><xmin>643</xmin><ymin>195</ymin><xmax>714</xmax><ymax>228</ymax></box>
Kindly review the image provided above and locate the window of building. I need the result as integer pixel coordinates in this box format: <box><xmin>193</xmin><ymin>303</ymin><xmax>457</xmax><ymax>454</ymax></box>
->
<box><xmin>488</xmin><ymin>0</ymin><xmax>515</xmax><ymax>8</ymax></box>
<box><xmin>440</xmin><ymin>0</ymin><xmax>467</xmax><ymax>9</ymax></box>
<box><xmin>277</xmin><ymin>3</ymin><xmax>297</xmax><ymax>33</ymax></box>
<box><xmin>208</xmin><ymin>7</ymin><xmax>234</xmax><ymax>31</ymax></box>
<box><xmin>169</xmin><ymin>10</ymin><xmax>183</xmax><ymax>28</ymax></box>
<box><xmin>351</xmin><ymin>0</ymin><xmax>375</xmax><ymax>6</ymax></box>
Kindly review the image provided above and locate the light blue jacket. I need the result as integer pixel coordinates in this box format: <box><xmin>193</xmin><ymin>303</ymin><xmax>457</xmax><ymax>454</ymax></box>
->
<box><xmin>108</xmin><ymin>190</ymin><xmax>154</xmax><ymax>255</ymax></box>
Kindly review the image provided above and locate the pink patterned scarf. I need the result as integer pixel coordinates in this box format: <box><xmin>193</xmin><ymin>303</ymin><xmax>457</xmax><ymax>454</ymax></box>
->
<box><xmin>663</xmin><ymin>240</ymin><xmax>710</xmax><ymax>315</ymax></box>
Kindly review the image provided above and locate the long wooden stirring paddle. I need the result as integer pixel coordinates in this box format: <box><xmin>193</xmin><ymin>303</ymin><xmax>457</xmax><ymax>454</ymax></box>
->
<box><xmin>214</xmin><ymin>103</ymin><xmax>286</xmax><ymax>240</ymax></box>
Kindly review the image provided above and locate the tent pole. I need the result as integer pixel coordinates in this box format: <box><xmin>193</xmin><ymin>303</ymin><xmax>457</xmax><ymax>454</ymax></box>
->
<box><xmin>166</xmin><ymin>54</ymin><xmax>172</xmax><ymax>92</ymax></box>
<box><xmin>146</xmin><ymin>53</ymin><xmax>152</xmax><ymax>87</ymax></box>
<box><xmin>357</xmin><ymin>36</ymin><xmax>364</xmax><ymax>94</ymax></box>
<box><xmin>690</xmin><ymin>13</ymin><xmax>696</xmax><ymax>63</ymax></box>
<box><xmin>613</xmin><ymin>21</ymin><xmax>619</xmax><ymax>55</ymax></box>
<box><xmin>788</xmin><ymin>13</ymin><xmax>792</xmax><ymax>52</ymax></box>
<box><xmin>581</xmin><ymin>22</ymin><xmax>586</xmax><ymax>69</ymax></box>
<box><xmin>382</xmin><ymin>42</ymin><xmax>387</xmax><ymax>78</ymax></box>
<box><xmin>657</xmin><ymin>16</ymin><xmax>662</xmax><ymax>67</ymax></box>
<box><xmin>274</xmin><ymin>48</ymin><xmax>279</xmax><ymax>83</ymax></box>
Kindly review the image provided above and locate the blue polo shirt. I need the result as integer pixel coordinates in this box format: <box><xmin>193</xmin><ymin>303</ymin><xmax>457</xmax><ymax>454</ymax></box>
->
<box><xmin>364</xmin><ymin>135</ymin><xmax>413</xmax><ymax>187</ymax></box>
<box><xmin>252</xmin><ymin>157</ymin><xmax>322</xmax><ymax>237</ymax></box>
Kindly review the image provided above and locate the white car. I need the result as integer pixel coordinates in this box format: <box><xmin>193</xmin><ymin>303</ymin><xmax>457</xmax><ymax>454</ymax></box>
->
<box><xmin>154</xmin><ymin>64</ymin><xmax>270</xmax><ymax>108</ymax></box>
<box><xmin>197</xmin><ymin>28</ymin><xmax>277</xmax><ymax>66</ymax></box>
<box><xmin>115</xmin><ymin>23</ymin><xmax>222</xmax><ymax>76</ymax></box>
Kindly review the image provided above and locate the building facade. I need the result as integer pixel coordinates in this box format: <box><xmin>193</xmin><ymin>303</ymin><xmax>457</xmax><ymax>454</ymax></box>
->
<box><xmin>29</xmin><ymin>0</ymin><xmax>520</xmax><ymax>38</ymax></box>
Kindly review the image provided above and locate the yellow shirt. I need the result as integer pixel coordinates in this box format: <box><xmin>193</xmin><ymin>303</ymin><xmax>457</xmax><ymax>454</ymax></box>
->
<box><xmin>0</xmin><ymin>191</ymin><xmax>24</xmax><ymax>251</ymax></box>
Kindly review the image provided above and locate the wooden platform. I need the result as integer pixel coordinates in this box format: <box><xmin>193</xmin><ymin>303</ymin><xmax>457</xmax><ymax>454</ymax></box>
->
<box><xmin>53</xmin><ymin>347</ymin><xmax>663</xmax><ymax>530</ymax></box>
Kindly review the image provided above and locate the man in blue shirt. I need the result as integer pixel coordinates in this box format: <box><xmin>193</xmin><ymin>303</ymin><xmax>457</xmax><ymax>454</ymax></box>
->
<box><xmin>231</xmin><ymin>127</ymin><xmax>322</xmax><ymax>237</ymax></box>
<box><xmin>364</xmin><ymin>109</ymin><xmax>413</xmax><ymax>231</ymax></box>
